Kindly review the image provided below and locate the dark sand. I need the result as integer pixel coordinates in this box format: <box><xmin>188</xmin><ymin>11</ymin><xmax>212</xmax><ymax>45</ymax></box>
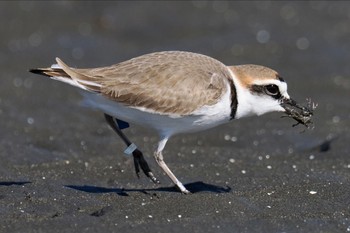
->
<box><xmin>1</xmin><ymin>2</ymin><xmax>350</xmax><ymax>232</ymax></box>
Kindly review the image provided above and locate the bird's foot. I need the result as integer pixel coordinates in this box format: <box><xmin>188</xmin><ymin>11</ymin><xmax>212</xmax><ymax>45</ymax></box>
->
<box><xmin>132</xmin><ymin>149</ymin><xmax>160</xmax><ymax>184</ymax></box>
<box><xmin>180</xmin><ymin>188</ymin><xmax>191</xmax><ymax>195</ymax></box>
<box><xmin>176</xmin><ymin>182</ymin><xmax>191</xmax><ymax>194</ymax></box>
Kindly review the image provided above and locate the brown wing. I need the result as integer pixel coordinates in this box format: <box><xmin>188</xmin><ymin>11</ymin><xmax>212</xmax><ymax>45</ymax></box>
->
<box><xmin>60</xmin><ymin>51</ymin><xmax>232</xmax><ymax>115</ymax></box>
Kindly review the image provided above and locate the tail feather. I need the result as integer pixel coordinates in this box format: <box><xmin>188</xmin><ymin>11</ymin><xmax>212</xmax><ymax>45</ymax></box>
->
<box><xmin>29</xmin><ymin>68</ymin><xmax>70</xmax><ymax>78</ymax></box>
<box><xmin>30</xmin><ymin>58</ymin><xmax>101</xmax><ymax>93</ymax></box>
<box><xmin>30</xmin><ymin>67</ymin><xmax>83</xmax><ymax>89</ymax></box>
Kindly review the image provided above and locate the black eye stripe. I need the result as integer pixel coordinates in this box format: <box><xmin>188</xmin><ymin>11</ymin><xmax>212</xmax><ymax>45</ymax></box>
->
<box><xmin>250</xmin><ymin>84</ymin><xmax>282</xmax><ymax>99</ymax></box>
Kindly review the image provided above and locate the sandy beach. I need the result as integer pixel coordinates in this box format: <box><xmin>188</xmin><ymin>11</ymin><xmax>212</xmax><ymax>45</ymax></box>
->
<box><xmin>1</xmin><ymin>2</ymin><xmax>349</xmax><ymax>232</ymax></box>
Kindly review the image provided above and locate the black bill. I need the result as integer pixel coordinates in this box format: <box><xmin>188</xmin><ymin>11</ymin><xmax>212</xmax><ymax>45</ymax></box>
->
<box><xmin>280</xmin><ymin>98</ymin><xmax>317</xmax><ymax>129</ymax></box>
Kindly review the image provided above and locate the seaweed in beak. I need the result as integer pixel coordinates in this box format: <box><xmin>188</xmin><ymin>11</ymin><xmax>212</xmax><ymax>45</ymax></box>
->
<box><xmin>280</xmin><ymin>98</ymin><xmax>317</xmax><ymax>129</ymax></box>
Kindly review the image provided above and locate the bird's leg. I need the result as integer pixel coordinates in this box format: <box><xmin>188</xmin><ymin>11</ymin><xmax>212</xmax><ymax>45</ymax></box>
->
<box><xmin>104</xmin><ymin>114</ymin><xmax>159</xmax><ymax>184</ymax></box>
<box><xmin>154</xmin><ymin>138</ymin><xmax>190</xmax><ymax>194</ymax></box>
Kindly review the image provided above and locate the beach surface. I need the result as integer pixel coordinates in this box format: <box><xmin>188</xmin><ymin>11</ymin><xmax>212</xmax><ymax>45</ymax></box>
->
<box><xmin>1</xmin><ymin>2</ymin><xmax>349</xmax><ymax>232</ymax></box>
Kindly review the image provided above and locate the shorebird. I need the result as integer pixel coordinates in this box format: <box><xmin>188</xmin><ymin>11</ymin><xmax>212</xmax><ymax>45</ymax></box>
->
<box><xmin>30</xmin><ymin>51</ymin><xmax>315</xmax><ymax>194</ymax></box>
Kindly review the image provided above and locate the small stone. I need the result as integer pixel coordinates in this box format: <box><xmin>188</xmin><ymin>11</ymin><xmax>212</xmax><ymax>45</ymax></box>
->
<box><xmin>27</xmin><ymin>117</ymin><xmax>34</xmax><ymax>125</ymax></box>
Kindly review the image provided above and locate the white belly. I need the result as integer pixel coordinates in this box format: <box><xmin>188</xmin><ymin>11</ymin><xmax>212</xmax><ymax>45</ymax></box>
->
<box><xmin>80</xmin><ymin>90</ymin><xmax>232</xmax><ymax>138</ymax></box>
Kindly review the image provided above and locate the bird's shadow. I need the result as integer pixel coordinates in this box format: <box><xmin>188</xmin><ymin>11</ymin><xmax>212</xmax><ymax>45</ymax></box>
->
<box><xmin>0</xmin><ymin>181</ymin><xmax>31</xmax><ymax>186</ymax></box>
<box><xmin>65</xmin><ymin>181</ymin><xmax>231</xmax><ymax>196</ymax></box>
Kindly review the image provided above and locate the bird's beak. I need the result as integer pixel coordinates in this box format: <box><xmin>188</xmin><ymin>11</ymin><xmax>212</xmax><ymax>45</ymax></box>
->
<box><xmin>280</xmin><ymin>97</ymin><xmax>317</xmax><ymax>128</ymax></box>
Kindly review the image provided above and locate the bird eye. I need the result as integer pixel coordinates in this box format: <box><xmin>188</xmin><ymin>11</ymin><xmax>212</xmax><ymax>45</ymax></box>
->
<box><xmin>264</xmin><ymin>84</ymin><xmax>279</xmax><ymax>96</ymax></box>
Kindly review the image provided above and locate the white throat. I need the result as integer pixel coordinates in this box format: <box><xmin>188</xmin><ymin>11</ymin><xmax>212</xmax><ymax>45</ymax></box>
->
<box><xmin>228</xmin><ymin>69</ymin><xmax>285</xmax><ymax>119</ymax></box>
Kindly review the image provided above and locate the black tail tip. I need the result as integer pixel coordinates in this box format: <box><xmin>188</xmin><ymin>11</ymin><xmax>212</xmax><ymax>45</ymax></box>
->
<box><xmin>29</xmin><ymin>68</ymin><xmax>50</xmax><ymax>77</ymax></box>
<box><xmin>29</xmin><ymin>68</ymin><xmax>41</xmax><ymax>74</ymax></box>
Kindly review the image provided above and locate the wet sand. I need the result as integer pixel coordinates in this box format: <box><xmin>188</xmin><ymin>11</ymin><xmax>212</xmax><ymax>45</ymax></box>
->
<box><xmin>1</xmin><ymin>2</ymin><xmax>350</xmax><ymax>232</ymax></box>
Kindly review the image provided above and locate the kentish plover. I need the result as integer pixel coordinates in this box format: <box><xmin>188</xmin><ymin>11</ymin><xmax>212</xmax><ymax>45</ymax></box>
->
<box><xmin>30</xmin><ymin>51</ymin><xmax>315</xmax><ymax>194</ymax></box>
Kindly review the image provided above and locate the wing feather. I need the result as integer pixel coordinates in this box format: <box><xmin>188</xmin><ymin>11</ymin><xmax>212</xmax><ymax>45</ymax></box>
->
<box><xmin>59</xmin><ymin>51</ymin><xmax>233</xmax><ymax>115</ymax></box>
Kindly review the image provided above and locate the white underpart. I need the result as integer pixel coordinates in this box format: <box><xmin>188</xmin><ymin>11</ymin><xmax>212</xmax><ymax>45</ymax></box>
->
<box><xmin>191</xmin><ymin>81</ymin><xmax>232</xmax><ymax>127</ymax></box>
<box><xmin>50</xmin><ymin>76</ymin><xmax>85</xmax><ymax>89</ymax></box>
<box><xmin>228</xmin><ymin>69</ymin><xmax>288</xmax><ymax>119</ymax></box>
<box><xmin>80</xmin><ymin>83</ymin><xmax>232</xmax><ymax>139</ymax></box>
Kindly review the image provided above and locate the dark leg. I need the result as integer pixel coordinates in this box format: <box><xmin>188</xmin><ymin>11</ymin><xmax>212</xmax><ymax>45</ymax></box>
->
<box><xmin>104</xmin><ymin>114</ymin><xmax>159</xmax><ymax>184</ymax></box>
